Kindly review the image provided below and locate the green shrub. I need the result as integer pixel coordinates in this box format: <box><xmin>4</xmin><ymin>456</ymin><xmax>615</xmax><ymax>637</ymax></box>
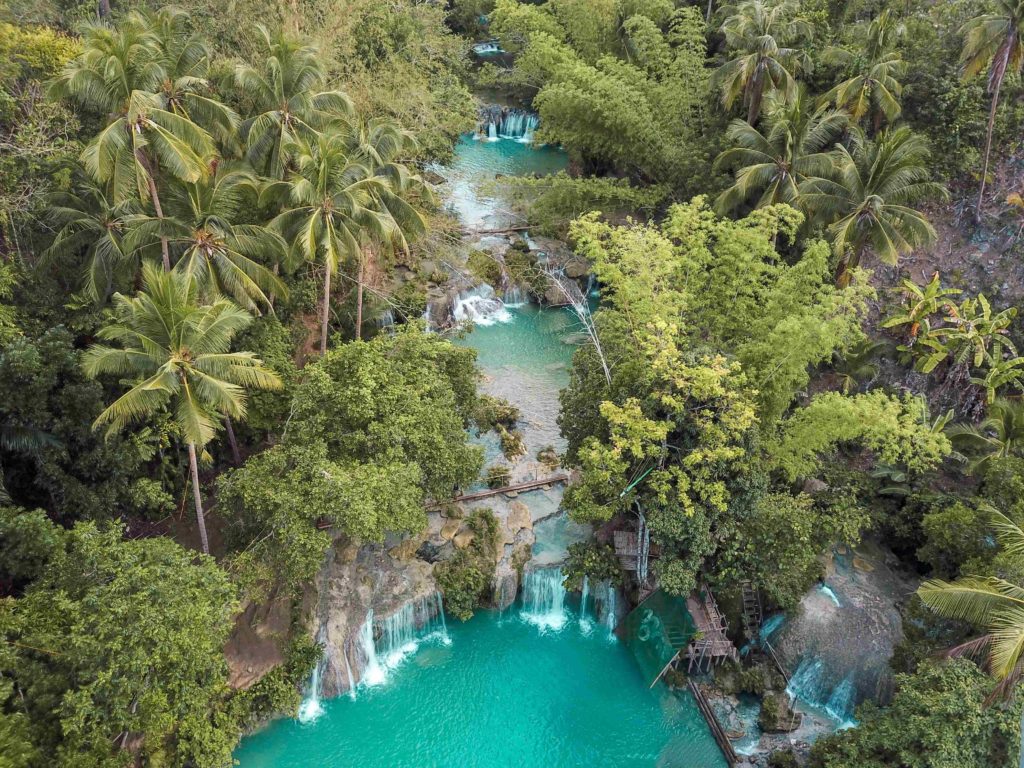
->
<box><xmin>562</xmin><ymin>541</ymin><xmax>622</xmax><ymax>592</ymax></box>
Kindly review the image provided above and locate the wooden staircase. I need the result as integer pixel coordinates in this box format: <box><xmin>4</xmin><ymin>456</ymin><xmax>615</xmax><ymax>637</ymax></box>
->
<box><xmin>741</xmin><ymin>580</ymin><xmax>763</xmax><ymax>645</ymax></box>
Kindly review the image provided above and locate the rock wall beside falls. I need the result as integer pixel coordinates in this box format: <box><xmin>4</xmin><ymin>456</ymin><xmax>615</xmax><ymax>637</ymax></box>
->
<box><xmin>312</xmin><ymin>536</ymin><xmax>439</xmax><ymax>698</ymax></box>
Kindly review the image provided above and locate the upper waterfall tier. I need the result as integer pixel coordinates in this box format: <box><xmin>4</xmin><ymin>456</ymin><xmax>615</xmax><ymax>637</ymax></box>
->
<box><xmin>478</xmin><ymin>106</ymin><xmax>539</xmax><ymax>143</ymax></box>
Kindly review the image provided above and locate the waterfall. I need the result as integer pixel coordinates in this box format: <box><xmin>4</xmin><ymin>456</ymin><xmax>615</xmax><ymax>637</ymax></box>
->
<box><xmin>818</xmin><ymin>583</ymin><xmax>841</xmax><ymax>607</ymax></box>
<box><xmin>520</xmin><ymin>567</ymin><xmax>568</xmax><ymax>631</ymax></box>
<box><xmin>478</xmin><ymin>107</ymin><xmax>540</xmax><ymax>143</ymax></box>
<box><xmin>472</xmin><ymin>40</ymin><xmax>503</xmax><ymax>56</ymax></box>
<box><xmin>297</xmin><ymin>650</ymin><xmax>325</xmax><ymax>722</ymax></box>
<box><xmin>356</xmin><ymin>611</ymin><xmax>386</xmax><ymax>687</ymax></box>
<box><xmin>759</xmin><ymin>613</ymin><xmax>785</xmax><ymax>643</ymax></box>
<box><xmin>452</xmin><ymin>284</ymin><xmax>512</xmax><ymax>326</ymax></box>
<box><xmin>600</xmin><ymin>582</ymin><xmax>617</xmax><ymax>638</ymax></box>
<box><xmin>342</xmin><ymin>643</ymin><xmax>356</xmax><ymax>701</ymax></box>
<box><xmin>376</xmin><ymin>309</ymin><xmax>395</xmax><ymax>330</ymax></box>
<box><xmin>786</xmin><ymin>657</ymin><xmax>858</xmax><ymax>726</ymax></box>
<box><xmin>579</xmin><ymin>576</ymin><xmax>592</xmax><ymax>632</ymax></box>
<box><xmin>352</xmin><ymin>594</ymin><xmax>450</xmax><ymax>690</ymax></box>
<box><xmin>502</xmin><ymin>284</ymin><xmax>527</xmax><ymax>307</ymax></box>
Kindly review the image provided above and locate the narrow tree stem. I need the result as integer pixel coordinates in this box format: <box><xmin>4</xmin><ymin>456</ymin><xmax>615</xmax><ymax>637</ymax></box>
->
<box><xmin>137</xmin><ymin>151</ymin><xmax>171</xmax><ymax>271</ymax></box>
<box><xmin>977</xmin><ymin>74</ymin><xmax>1004</xmax><ymax>225</ymax></box>
<box><xmin>188</xmin><ymin>442</ymin><xmax>209</xmax><ymax>555</ymax></box>
<box><xmin>355</xmin><ymin>251</ymin><xmax>366</xmax><ymax>341</ymax></box>
<box><xmin>224</xmin><ymin>416</ymin><xmax>241</xmax><ymax>466</ymax></box>
<box><xmin>320</xmin><ymin>265</ymin><xmax>331</xmax><ymax>355</ymax></box>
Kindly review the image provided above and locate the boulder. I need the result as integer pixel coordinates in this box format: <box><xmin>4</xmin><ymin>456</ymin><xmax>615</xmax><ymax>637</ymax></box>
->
<box><xmin>563</xmin><ymin>258</ymin><xmax>589</xmax><ymax>278</ymax></box>
<box><xmin>440</xmin><ymin>518</ymin><xmax>461</xmax><ymax>541</ymax></box>
<box><xmin>758</xmin><ymin>692</ymin><xmax>800</xmax><ymax>733</ymax></box>
<box><xmin>542</xmin><ymin>284</ymin><xmax>565</xmax><ymax>306</ymax></box>
<box><xmin>507</xmin><ymin>501</ymin><xmax>533</xmax><ymax>533</ymax></box>
<box><xmin>388</xmin><ymin>537</ymin><xmax>421</xmax><ymax>561</ymax></box>
<box><xmin>453</xmin><ymin>529</ymin><xmax>476</xmax><ymax>550</ymax></box>
<box><xmin>802</xmin><ymin>478</ymin><xmax>829</xmax><ymax>494</ymax></box>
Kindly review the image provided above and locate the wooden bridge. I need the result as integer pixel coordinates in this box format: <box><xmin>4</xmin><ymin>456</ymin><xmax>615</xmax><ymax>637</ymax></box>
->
<box><xmin>685</xmin><ymin>584</ymin><xmax>739</xmax><ymax>673</ymax></box>
<box><xmin>427</xmin><ymin>472</ymin><xmax>569</xmax><ymax>509</ymax></box>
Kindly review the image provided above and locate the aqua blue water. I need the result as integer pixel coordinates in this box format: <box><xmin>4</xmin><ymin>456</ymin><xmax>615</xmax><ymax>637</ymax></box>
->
<box><xmin>235</xmin><ymin>608</ymin><xmax>727</xmax><ymax>768</ymax></box>
<box><xmin>234</xmin><ymin>130</ymin><xmax>726</xmax><ymax>768</ymax></box>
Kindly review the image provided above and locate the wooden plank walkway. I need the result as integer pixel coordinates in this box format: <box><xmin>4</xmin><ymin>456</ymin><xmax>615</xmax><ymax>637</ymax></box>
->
<box><xmin>427</xmin><ymin>472</ymin><xmax>569</xmax><ymax>509</ymax></box>
<box><xmin>685</xmin><ymin>586</ymin><xmax>739</xmax><ymax>672</ymax></box>
<box><xmin>689</xmin><ymin>680</ymin><xmax>738</xmax><ymax>766</ymax></box>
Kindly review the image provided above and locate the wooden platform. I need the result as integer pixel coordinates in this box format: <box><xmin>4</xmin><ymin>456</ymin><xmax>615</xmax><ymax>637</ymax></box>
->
<box><xmin>685</xmin><ymin>585</ymin><xmax>739</xmax><ymax>672</ymax></box>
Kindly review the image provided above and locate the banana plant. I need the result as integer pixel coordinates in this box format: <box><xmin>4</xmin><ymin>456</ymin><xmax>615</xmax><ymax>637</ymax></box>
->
<box><xmin>882</xmin><ymin>273</ymin><xmax>960</xmax><ymax>341</ymax></box>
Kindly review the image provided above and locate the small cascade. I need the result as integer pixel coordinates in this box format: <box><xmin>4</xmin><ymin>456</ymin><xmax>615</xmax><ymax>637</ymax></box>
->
<box><xmin>356</xmin><ymin>611</ymin><xmax>386</xmax><ymax>687</ymax></box>
<box><xmin>786</xmin><ymin>657</ymin><xmax>858</xmax><ymax>726</ymax></box>
<box><xmin>520</xmin><ymin>567</ymin><xmax>568</xmax><ymax>631</ymax></box>
<box><xmin>502</xmin><ymin>283</ymin><xmax>527</xmax><ymax>307</ymax></box>
<box><xmin>585</xmin><ymin>273</ymin><xmax>598</xmax><ymax>297</ymax></box>
<box><xmin>759</xmin><ymin>613</ymin><xmax>785</xmax><ymax>642</ymax></box>
<box><xmin>452</xmin><ymin>284</ymin><xmax>511</xmax><ymax>325</ymax></box>
<box><xmin>818</xmin><ymin>583</ymin><xmax>841</xmax><ymax>607</ymax></box>
<box><xmin>342</xmin><ymin>643</ymin><xmax>356</xmax><ymax>701</ymax></box>
<box><xmin>579</xmin><ymin>576</ymin><xmax>592</xmax><ymax>632</ymax></box>
<box><xmin>472</xmin><ymin>40</ymin><xmax>503</xmax><ymax>56</ymax></box>
<box><xmin>599</xmin><ymin>582</ymin><xmax>617</xmax><ymax>638</ymax></box>
<box><xmin>351</xmin><ymin>594</ymin><xmax>450</xmax><ymax>690</ymax></box>
<box><xmin>478</xmin><ymin>106</ymin><xmax>540</xmax><ymax>143</ymax></box>
<box><xmin>376</xmin><ymin>308</ymin><xmax>395</xmax><ymax>330</ymax></box>
<box><xmin>297</xmin><ymin>650</ymin><xmax>325</xmax><ymax>722</ymax></box>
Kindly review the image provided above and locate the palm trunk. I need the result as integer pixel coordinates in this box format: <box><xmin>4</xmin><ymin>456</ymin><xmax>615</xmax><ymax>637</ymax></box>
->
<box><xmin>136</xmin><ymin>151</ymin><xmax>171</xmax><ymax>271</ymax></box>
<box><xmin>355</xmin><ymin>252</ymin><xmax>366</xmax><ymax>341</ymax></box>
<box><xmin>224</xmin><ymin>416</ymin><xmax>241</xmax><ymax>466</ymax></box>
<box><xmin>320</xmin><ymin>265</ymin><xmax>331</xmax><ymax>355</ymax></box>
<box><xmin>188</xmin><ymin>442</ymin><xmax>209</xmax><ymax>555</ymax></box>
<box><xmin>98</xmin><ymin>0</ymin><xmax>111</xmax><ymax>18</ymax></box>
<box><xmin>976</xmin><ymin>72</ymin><xmax>1005</xmax><ymax>225</ymax></box>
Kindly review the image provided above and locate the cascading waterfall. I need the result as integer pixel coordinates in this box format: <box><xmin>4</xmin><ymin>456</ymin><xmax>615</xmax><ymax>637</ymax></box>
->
<box><xmin>376</xmin><ymin>309</ymin><xmax>395</xmax><ymax>330</ymax></box>
<box><xmin>452</xmin><ymin>284</ymin><xmax>511</xmax><ymax>325</ymax></box>
<box><xmin>478</xmin><ymin>107</ymin><xmax>540</xmax><ymax>143</ymax></box>
<box><xmin>353</xmin><ymin>594</ymin><xmax>450</xmax><ymax>690</ymax></box>
<box><xmin>297</xmin><ymin>646</ymin><xmax>325</xmax><ymax>722</ymax></box>
<box><xmin>520</xmin><ymin>567</ymin><xmax>568</xmax><ymax>631</ymax></box>
<box><xmin>471</xmin><ymin>40</ymin><xmax>503</xmax><ymax>56</ymax></box>
<box><xmin>579</xmin><ymin>576</ymin><xmax>592</xmax><ymax>632</ymax></box>
<box><xmin>818</xmin><ymin>583</ymin><xmax>841</xmax><ymax>607</ymax></box>
<box><xmin>599</xmin><ymin>582</ymin><xmax>617</xmax><ymax>638</ymax></box>
<box><xmin>785</xmin><ymin>658</ymin><xmax>857</xmax><ymax>726</ymax></box>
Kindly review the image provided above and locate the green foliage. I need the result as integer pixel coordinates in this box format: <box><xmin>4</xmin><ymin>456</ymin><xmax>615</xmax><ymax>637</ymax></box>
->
<box><xmin>0</xmin><ymin>507</ymin><xmax>61</xmax><ymax>589</ymax></box>
<box><xmin>485</xmin><ymin>463</ymin><xmax>512</xmax><ymax>489</ymax></box>
<box><xmin>2</xmin><ymin>520</ymin><xmax>238</xmax><ymax>768</ymax></box>
<box><xmin>917</xmin><ymin>501</ymin><xmax>995</xmax><ymax>579</ymax></box>
<box><xmin>466</xmin><ymin>249</ymin><xmax>503</xmax><ymax>286</ymax></box>
<box><xmin>772</xmin><ymin>391</ymin><xmax>952</xmax><ymax>481</ymax></box>
<box><xmin>473</xmin><ymin>394</ymin><xmax>520</xmax><ymax>433</ymax></box>
<box><xmin>717</xmin><ymin>493</ymin><xmax>865</xmax><ymax>609</ymax></box>
<box><xmin>230</xmin><ymin>314</ymin><xmax>299</xmax><ymax>437</ymax></box>
<box><xmin>562</xmin><ymin>541</ymin><xmax>621</xmax><ymax>592</ymax></box>
<box><xmin>228</xmin><ymin>633</ymin><xmax>319</xmax><ymax>728</ymax></box>
<box><xmin>809</xmin><ymin>660</ymin><xmax>1021</xmax><ymax>768</ymax></box>
<box><xmin>435</xmin><ymin>509</ymin><xmax>500</xmax><ymax>620</ymax></box>
<box><xmin>289</xmin><ymin>325</ymin><xmax>483</xmax><ymax>501</ymax></box>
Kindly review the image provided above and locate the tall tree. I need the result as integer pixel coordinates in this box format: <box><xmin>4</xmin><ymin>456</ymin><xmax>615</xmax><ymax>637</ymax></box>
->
<box><xmin>712</xmin><ymin>0</ymin><xmax>811</xmax><ymax>124</ymax></box>
<box><xmin>960</xmin><ymin>0</ymin><xmax>1024</xmax><ymax>223</ymax></box>
<box><xmin>43</xmin><ymin>173</ymin><xmax>138</xmax><ymax>304</ymax></box>
<box><xmin>266</xmin><ymin>129</ymin><xmax>388</xmax><ymax>354</ymax></box>
<box><xmin>714</xmin><ymin>89</ymin><xmax>846</xmax><ymax>214</ymax></box>
<box><xmin>820</xmin><ymin>9</ymin><xmax>907</xmax><ymax>130</ymax></box>
<box><xmin>233</xmin><ymin>25</ymin><xmax>355</xmax><ymax>180</ymax></box>
<box><xmin>51</xmin><ymin>12</ymin><xmax>217</xmax><ymax>271</ymax></box>
<box><xmin>349</xmin><ymin>119</ymin><xmax>432</xmax><ymax>339</ymax></box>
<box><xmin>919</xmin><ymin>508</ymin><xmax>1024</xmax><ymax>700</ymax></box>
<box><xmin>124</xmin><ymin>164</ymin><xmax>286</xmax><ymax>313</ymax></box>
<box><xmin>82</xmin><ymin>265</ymin><xmax>282</xmax><ymax>554</ymax></box>
<box><xmin>801</xmin><ymin>126</ymin><xmax>947</xmax><ymax>283</ymax></box>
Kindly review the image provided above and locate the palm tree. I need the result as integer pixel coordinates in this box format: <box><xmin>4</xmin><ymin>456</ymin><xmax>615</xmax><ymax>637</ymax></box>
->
<box><xmin>147</xmin><ymin>6</ymin><xmax>240</xmax><ymax>150</ymax></box>
<box><xmin>801</xmin><ymin>126</ymin><xmax>948</xmax><ymax>283</ymax></box>
<box><xmin>82</xmin><ymin>264</ymin><xmax>281</xmax><ymax>554</ymax></box>
<box><xmin>830</xmin><ymin>338</ymin><xmax>888</xmax><ymax>394</ymax></box>
<box><xmin>52</xmin><ymin>13</ymin><xmax>216</xmax><ymax>271</ymax></box>
<box><xmin>233</xmin><ymin>25</ymin><xmax>354</xmax><ymax>179</ymax></box>
<box><xmin>918</xmin><ymin>507</ymin><xmax>1024</xmax><ymax>700</ymax></box>
<box><xmin>712</xmin><ymin>0</ymin><xmax>812</xmax><ymax>124</ymax></box>
<box><xmin>265</xmin><ymin>129</ymin><xmax>388</xmax><ymax>353</ymax></box>
<box><xmin>947</xmin><ymin>398</ymin><xmax>1024</xmax><ymax>473</ymax></box>
<box><xmin>960</xmin><ymin>1</ymin><xmax>1024</xmax><ymax>223</ymax></box>
<box><xmin>43</xmin><ymin>174</ymin><xmax>139</xmax><ymax>303</ymax></box>
<box><xmin>714</xmin><ymin>90</ymin><xmax>846</xmax><ymax>214</ymax></box>
<box><xmin>349</xmin><ymin>119</ymin><xmax>433</xmax><ymax>339</ymax></box>
<box><xmin>820</xmin><ymin>10</ymin><xmax>906</xmax><ymax>130</ymax></box>
<box><xmin>124</xmin><ymin>164</ymin><xmax>286</xmax><ymax>312</ymax></box>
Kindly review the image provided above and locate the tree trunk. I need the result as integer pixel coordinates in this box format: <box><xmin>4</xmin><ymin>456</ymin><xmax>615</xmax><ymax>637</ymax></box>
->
<box><xmin>188</xmin><ymin>443</ymin><xmax>210</xmax><ymax>555</ymax></box>
<box><xmin>706</xmin><ymin>0</ymin><xmax>714</xmax><ymax>24</ymax></box>
<box><xmin>976</xmin><ymin>72</ymin><xmax>1005</xmax><ymax>225</ymax></box>
<box><xmin>355</xmin><ymin>252</ymin><xmax>365</xmax><ymax>341</ymax></box>
<box><xmin>224</xmin><ymin>416</ymin><xmax>241</xmax><ymax>466</ymax></box>
<box><xmin>98</xmin><ymin>0</ymin><xmax>111</xmax><ymax>18</ymax></box>
<box><xmin>140</xmin><ymin>153</ymin><xmax>172</xmax><ymax>270</ymax></box>
<box><xmin>320</xmin><ymin>265</ymin><xmax>331</xmax><ymax>355</ymax></box>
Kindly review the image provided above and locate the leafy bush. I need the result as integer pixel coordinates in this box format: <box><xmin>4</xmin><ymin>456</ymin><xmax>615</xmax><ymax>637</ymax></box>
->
<box><xmin>562</xmin><ymin>541</ymin><xmax>622</xmax><ymax>592</ymax></box>
<box><xmin>436</xmin><ymin>509</ymin><xmax>500</xmax><ymax>620</ymax></box>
